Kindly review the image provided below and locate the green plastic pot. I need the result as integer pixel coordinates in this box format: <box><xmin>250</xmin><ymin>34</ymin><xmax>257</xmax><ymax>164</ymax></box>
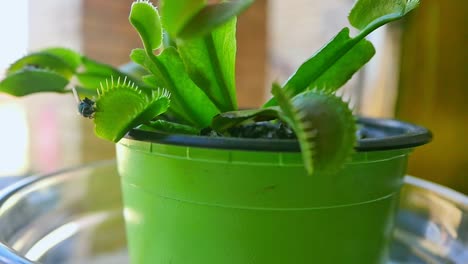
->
<box><xmin>116</xmin><ymin>117</ymin><xmax>431</xmax><ymax>264</ymax></box>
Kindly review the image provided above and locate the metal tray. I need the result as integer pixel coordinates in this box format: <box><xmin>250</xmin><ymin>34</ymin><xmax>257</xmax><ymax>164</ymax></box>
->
<box><xmin>0</xmin><ymin>160</ymin><xmax>466</xmax><ymax>264</ymax></box>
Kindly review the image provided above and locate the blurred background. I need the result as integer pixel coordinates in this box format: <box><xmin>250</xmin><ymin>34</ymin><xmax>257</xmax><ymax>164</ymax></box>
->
<box><xmin>0</xmin><ymin>0</ymin><xmax>466</xmax><ymax>193</ymax></box>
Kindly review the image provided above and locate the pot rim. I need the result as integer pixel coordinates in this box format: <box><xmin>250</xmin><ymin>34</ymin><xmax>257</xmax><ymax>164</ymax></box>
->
<box><xmin>124</xmin><ymin>116</ymin><xmax>432</xmax><ymax>152</ymax></box>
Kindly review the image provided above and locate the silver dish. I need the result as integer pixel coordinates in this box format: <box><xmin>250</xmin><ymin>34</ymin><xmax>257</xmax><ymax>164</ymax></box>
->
<box><xmin>0</xmin><ymin>160</ymin><xmax>466</xmax><ymax>264</ymax></box>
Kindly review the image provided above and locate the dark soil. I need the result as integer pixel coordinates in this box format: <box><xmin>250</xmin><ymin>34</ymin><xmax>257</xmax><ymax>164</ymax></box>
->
<box><xmin>201</xmin><ymin>121</ymin><xmax>366</xmax><ymax>140</ymax></box>
<box><xmin>201</xmin><ymin>121</ymin><xmax>296</xmax><ymax>139</ymax></box>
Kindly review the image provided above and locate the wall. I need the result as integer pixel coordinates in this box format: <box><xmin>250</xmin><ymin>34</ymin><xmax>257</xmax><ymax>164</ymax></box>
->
<box><xmin>396</xmin><ymin>0</ymin><xmax>468</xmax><ymax>194</ymax></box>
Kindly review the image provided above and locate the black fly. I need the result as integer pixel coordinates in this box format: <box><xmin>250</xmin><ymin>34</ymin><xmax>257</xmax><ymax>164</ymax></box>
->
<box><xmin>78</xmin><ymin>97</ymin><xmax>96</xmax><ymax>118</ymax></box>
<box><xmin>72</xmin><ymin>86</ymin><xmax>96</xmax><ymax>118</ymax></box>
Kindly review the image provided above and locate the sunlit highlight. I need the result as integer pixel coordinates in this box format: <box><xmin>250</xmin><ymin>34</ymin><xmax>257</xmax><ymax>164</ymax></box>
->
<box><xmin>0</xmin><ymin>101</ymin><xmax>30</xmax><ymax>176</ymax></box>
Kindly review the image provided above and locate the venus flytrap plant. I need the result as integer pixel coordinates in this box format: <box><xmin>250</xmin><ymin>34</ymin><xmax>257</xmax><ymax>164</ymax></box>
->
<box><xmin>289</xmin><ymin>90</ymin><xmax>356</xmax><ymax>174</ymax></box>
<box><xmin>271</xmin><ymin>84</ymin><xmax>317</xmax><ymax>175</ymax></box>
<box><xmin>0</xmin><ymin>0</ymin><xmax>420</xmax><ymax>175</ymax></box>
<box><xmin>129</xmin><ymin>1</ymin><xmax>221</xmax><ymax>127</ymax></box>
<box><xmin>264</xmin><ymin>0</ymin><xmax>421</xmax><ymax>106</ymax></box>
<box><xmin>0</xmin><ymin>66</ymin><xmax>70</xmax><ymax>96</ymax></box>
<box><xmin>129</xmin><ymin>0</ymin><xmax>163</xmax><ymax>53</ymax></box>
<box><xmin>92</xmin><ymin>77</ymin><xmax>171</xmax><ymax>142</ymax></box>
<box><xmin>161</xmin><ymin>0</ymin><xmax>254</xmax><ymax>40</ymax></box>
<box><xmin>0</xmin><ymin>47</ymin><xmax>150</xmax><ymax>97</ymax></box>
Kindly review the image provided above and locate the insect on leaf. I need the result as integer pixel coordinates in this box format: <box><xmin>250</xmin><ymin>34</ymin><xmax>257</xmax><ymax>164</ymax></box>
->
<box><xmin>93</xmin><ymin>77</ymin><xmax>170</xmax><ymax>142</ymax></box>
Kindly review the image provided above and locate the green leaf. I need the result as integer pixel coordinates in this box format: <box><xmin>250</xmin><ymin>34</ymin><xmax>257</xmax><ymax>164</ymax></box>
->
<box><xmin>271</xmin><ymin>83</ymin><xmax>316</xmax><ymax>175</ymax></box>
<box><xmin>76</xmin><ymin>73</ymin><xmax>154</xmax><ymax>98</ymax></box>
<box><xmin>264</xmin><ymin>28</ymin><xmax>375</xmax><ymax>107</ymax></box>
<box><xmin>119</xmin><ymin>62</ymin><xmax>150</xmax><ymax>79</ymax></box>
<box><xmin>177</xmin><ymin>0</ymin><xmax>254</xmax><ymax>40</ymax></box>
<box><xmin>81</xmin><ymin>57</ymin><xmax>122</xmax><ymax>77</ymax></box>
<box><xmin>129</xmin><ymin>0</ymin><xmax>163</xmax><ymax>52</ymax></box>
<box><xmin>177</xmin><ymin>18</ymin><xmax>237</xmax><ymax>112</ymax></box>
<box><xmin>75</xmin><ymin>72</ymin><xmax>110</xmax><ymax>91</ymax></box>
<box><xmin>212</xmin><ymin>108</ymin><xmax>280</xmax><ymax>132</ymax></box>
<box><xmin>308</xmin><ymin>30</ymin><xmax>375</xmax><ymax>93</ymax></box>
<box><xmin>264</xmin><ymin>0</ymin><xmax>420</xmax><ymax>107</ymax></box>
<box><xmin>74</xmin><ymin>86</ymin><xmax>99</xmax><ymax>98</ymax></box>
<box><xmin>94</xmin><ymin>77</ymin><xmax>170</xmax><ymax>142</ymax></box>
<box><xmin>349</xmin><ymin>0</ymin><xmax>420</xmax><ymax>33</ymax></box>
<box><xmin>291</xmin><ymin>91</ymin><xmax>356</xmax><ymax>174</ymax></box>
<box><xmin>129</xmin><ymin>48</ymin><xmax>147</xmax><ymax>65</ymax></box>
<box><xmin>271</xmin><ymin>86</ymin><xmax>357</xmax><ymax>175</ymax></box>
<box><xmin>139</xmin><ymin>74</ymin><xmax>153</xmax><ymax>85</ymax></box>
<box><xmin>0</xmin><ymin>68</ymin><xmax>69</xmax><ymax>96</ymax></box>
<box><xmin>161</xmin><ymin>0</ymin><xmax>205</xmax><ymax>38</ymax></box>
<box><xmin>130</xmin><ymin>48</ymin><xmax>220</xmax><ymax>127</ymax></box>
<box><xmin>77</xmin><ymin>57</ymin><xmax>148</xmax><ymax>93</ymax></box>
<box><xmin>40</xmin><ymin>47</ymin><xmax>82</xmax><ymax>70</ymax></box>
<box><xmin>162</xmin><ymin>30</ymin><xmax>177</xmax><ymax>49</ymax></box>
<box><xmin>7</xmin><ymin>52</ymin><xmax>76</xmax><ymax>78</ymax></box>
